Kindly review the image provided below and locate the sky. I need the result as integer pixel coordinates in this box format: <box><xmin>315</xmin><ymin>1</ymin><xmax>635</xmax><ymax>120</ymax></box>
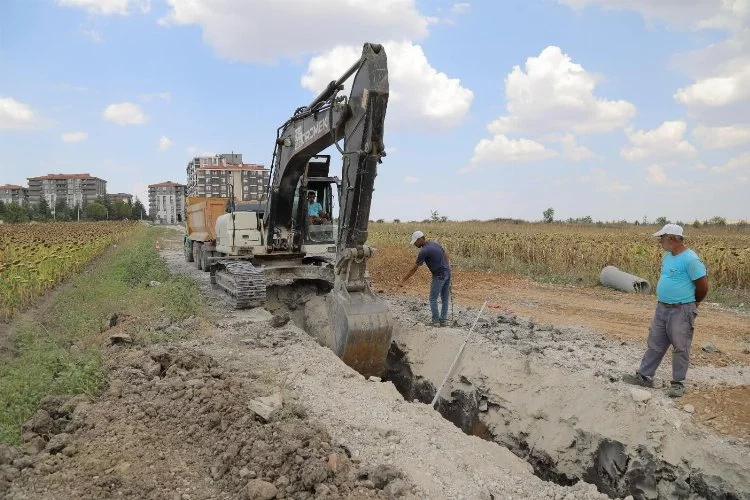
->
<box><xmin>1</xmin><ymin>0</ymin><xmax>749</xmax><ymax>223</ymax></box>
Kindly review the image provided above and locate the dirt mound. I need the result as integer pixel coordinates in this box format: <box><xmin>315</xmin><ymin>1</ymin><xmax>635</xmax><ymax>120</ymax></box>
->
<box><xmin>3</xmin><ymin>345</ymin><xmax>412</xmax><ymax>499</ymax></box>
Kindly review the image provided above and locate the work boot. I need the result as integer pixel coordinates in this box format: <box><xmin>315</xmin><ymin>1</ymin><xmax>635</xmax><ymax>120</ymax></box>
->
<box><xmin>426</xmin><ymin>321</ymin><xmax>441</xmax><ymax>327</ymax></box>
<box><xmin>667</xmin><ymin>382</ymin><xmax>685</xmax><ymax>398</ymax></box>
<box><xmin>621</xmin><ymin>372</ymin><xmax>654</xmax><ymax>388</ymax></box>
<box><xmin>439</xmin><ymin>320</ymin><xmax>448</xmax><ymax>327</ymax></box>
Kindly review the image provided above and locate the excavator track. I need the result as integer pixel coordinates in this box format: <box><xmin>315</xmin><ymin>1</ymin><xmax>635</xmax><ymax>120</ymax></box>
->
<box><xmin>212</xmin><ymin>261</ymin><xmax>267</xmax><ymax>309</ymax></box>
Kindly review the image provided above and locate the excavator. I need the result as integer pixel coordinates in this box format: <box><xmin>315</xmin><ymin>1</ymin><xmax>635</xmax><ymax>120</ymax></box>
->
<box><xmin>206</xmin><ymin>43</ymin><xmax>393</xmax><ymax>377</ymax></box>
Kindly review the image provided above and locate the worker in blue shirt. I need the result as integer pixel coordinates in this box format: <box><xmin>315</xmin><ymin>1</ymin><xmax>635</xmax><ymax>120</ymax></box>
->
<box><xmin>623</xmin><ymin>224</ymin><xmax>709</xmax><ymax>398</ymax></box>
<box><xmin>399</xmin><ymin>230</ymin><xmax>452</xmax><ymax>327</ymax></box>
<box><xmin>307</xmin><ymin>191</ymin><xmax>329</xmax><ymax>224</ymax></box>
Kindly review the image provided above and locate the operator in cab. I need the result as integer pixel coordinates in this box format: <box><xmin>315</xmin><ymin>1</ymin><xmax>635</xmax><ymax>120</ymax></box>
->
<box><xmin>307</xmin><ymin>191</ymin><xmax>330</xmax><ymax>225</ymax></box>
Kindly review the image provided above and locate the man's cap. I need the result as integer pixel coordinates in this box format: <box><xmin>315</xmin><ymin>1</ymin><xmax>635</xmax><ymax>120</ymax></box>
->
<box><xmin>410</xmin><ymin>230</ymin><xmax>424</xmax><ymax>245</ymax></box>
<box><xmin>653</xmin><ymin>223</ymin><xmax>684</xmax><ymax>237</ymax></box>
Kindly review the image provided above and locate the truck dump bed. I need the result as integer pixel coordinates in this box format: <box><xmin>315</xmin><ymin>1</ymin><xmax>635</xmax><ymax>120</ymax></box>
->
<box><xmin>185</xmin><ymin>197</ymin><xmax>230</xmax><ymax>243</ymax></box>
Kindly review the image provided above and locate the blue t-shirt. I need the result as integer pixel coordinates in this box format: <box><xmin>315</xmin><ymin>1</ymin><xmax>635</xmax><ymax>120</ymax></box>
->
<box><xmin>308</xmin><ymin>202</ymin><xmax>323</xmax><ymax>217</ymax></box>
<box><xmin>656</xmin><ymin>248</ymin><xmax>707</xmax><ymax>304</ymax></box>
<box><xmin>416</xmin><ymin>241</ymin><xmax>450</xmax><ymax>278</ymax></box>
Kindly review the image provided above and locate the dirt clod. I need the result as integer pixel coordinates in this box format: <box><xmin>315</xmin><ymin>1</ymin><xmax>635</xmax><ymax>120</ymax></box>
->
<box><xmin>270</xmin><ymin>313</ymin><xmax>291</xmax><ymax>328</ymax></box>
<box><xmin>246</xmin><ymin>479</ymin><xmax>278</xmax><ymax>499</ymax></box>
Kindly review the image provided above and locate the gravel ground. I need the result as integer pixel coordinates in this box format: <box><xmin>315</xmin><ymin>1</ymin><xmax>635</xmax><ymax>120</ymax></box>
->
<box><xmin>161</xmin><ymin>247</ymin><xmax>611</xmax><ymax>499</ymax></box>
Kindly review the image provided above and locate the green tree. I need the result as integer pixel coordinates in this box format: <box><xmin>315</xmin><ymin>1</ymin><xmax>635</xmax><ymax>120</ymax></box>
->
<box><xmin>655</xmin><ymin>216</ymin><xmax>668</xmax><ymax>226</ymax></box>
<box><xmin>35</xmin><ymin>198</ymin><xmax>52</xmax><ymax>221</ymax></box>
<box><xmin>85</xmin><ymin>201</ymin><xmax>107</xmax><ymax>221</ymax></box>
<box><xmin>132</xmin><ymin>198</ymin><xmax>146</xmax><ymax>220</ymax></box>
<box><xmin>4</xmin><ymin>202</ymin><xmax>30</xmax><ymax>223</ymax></box>
<box><xmin>429</xmin><ymin>210</ymin><xmax>448</xmax><ymax>223</ymax></box>
<box><xmin>112</xmin><ymin>200</ymin><xmax>132</xmax><ymax>220</ymax></box>
<box><xmin>707</xmin><ymin>216</ymin><xmax>726</xmax><ymax>226</ymax></box>
<box><xmin>692</xmin><ymin>220</ymin><xmax>701</xmax><ymax>228</ymax></box>
<box><xmin>0</xmin><ymin>200</ymin><xmax>5</xmax><ymax>221</ymax></box>
<box><xmin>542</xmin><ymin>207</ymin><xmax>554</xmax><ymax>223</ymax></box>
<box><xmin>54</xmin><ymin>198</ymin><xmax>71</xmax><ymax>221</ymax></box>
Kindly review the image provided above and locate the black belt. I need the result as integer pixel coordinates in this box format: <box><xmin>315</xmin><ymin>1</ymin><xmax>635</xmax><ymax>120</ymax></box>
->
<box><xmin>658</xmin><ymin>302</ymin><xmax>693</xmax><ymax>308</ymax></box>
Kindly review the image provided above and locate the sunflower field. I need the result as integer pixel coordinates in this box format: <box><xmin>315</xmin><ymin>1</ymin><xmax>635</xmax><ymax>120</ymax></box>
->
<box><xmin>367</xmin><ymin>222</ymin><xmax>750</xmax><ymax>291</ymax></box>
<box><xmin>0</xmin><ymin>221</ymin><xmax>137</xmax><ymax>319</ymax></box>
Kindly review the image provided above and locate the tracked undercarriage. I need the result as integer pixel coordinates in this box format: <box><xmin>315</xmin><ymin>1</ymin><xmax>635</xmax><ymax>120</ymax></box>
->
<box><xmin>210</xmin><ymin>261</ymin><xmax>267</xmax><ymax>309</ymax></box>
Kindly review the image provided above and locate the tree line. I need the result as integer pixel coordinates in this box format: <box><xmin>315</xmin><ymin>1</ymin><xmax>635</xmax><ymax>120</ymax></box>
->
<box><xmin>0</xmin><ymin>197</ymin><xmax>148</xmax><ymax>224</ymax></box>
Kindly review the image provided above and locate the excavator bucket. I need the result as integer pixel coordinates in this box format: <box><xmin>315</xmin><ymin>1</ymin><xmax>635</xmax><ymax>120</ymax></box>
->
<box><xmin>327</xmin><ymin>285</ymin><xmax>393</xmax><ymax>378</ymax></box>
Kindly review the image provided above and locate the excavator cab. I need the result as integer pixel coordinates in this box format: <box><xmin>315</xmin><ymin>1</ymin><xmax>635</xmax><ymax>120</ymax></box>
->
<box><xmin>290</xmin><ymin>155</ymin><xmax>340</xmax><ymax>247</ymax></box>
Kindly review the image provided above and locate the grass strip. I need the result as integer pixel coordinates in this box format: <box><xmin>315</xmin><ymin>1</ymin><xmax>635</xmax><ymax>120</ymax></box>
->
<box><xmin>0</xmin><ymin>226</ymin><xmax>203</xmax><ymax>444</ymax></box>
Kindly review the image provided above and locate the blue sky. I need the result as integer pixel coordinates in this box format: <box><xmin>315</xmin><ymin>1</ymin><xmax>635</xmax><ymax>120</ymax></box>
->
<box><xmin>1</xmin><ymin>0</ymin><xmax>748</xmax><ymax>222</ymax></box>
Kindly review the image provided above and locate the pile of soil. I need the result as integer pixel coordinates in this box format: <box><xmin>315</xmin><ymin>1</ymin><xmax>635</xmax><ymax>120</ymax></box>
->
<box><xmin>1</xmin><ymin>345</ymin><xmax>412</xmax><ymax>499</ymax></box>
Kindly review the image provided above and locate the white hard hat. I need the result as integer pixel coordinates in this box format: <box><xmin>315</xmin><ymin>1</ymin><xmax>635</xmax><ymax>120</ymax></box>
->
<box><xmin>653</xmin><ymin>223</ymin><xmax>684</xmax><ymax>237</ymax></box>
<box><xmin>410</xmin><ymin>230</ymin><xmax>424</xmax><ymax>245</ymax></box>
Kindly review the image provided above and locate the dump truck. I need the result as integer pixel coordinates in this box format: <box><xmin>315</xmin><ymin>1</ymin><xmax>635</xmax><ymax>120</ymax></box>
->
<box><xmin>184</xmin><ymin>196</ymin><xmax>263</xmax><ymax>272</ymax></box>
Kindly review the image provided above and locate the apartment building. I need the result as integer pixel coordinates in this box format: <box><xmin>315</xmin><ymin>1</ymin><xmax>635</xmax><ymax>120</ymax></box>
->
<box><xmin>27</xmin><ymin>173</ymin><xmax>106</xmax><ymax>207</ymax></box>
<box><xmin>148</xmin><ymin>181</ymin><xmax>186</xmax><ymax>224</ymax></box>
<box><xmin>186</xmin><ymin>153</ymin><xmax>270</xmax><ymax>202</ymax></box>
<box><xmin>0</xmin><ymin>184</ymin><xmax>28</xmax><ymax>205</ymax></box>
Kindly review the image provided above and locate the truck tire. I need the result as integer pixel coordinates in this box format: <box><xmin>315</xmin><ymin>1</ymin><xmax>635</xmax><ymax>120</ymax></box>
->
<box><xmin>193</xmin><ymin>242</ymin><xmax>203</xmax><ymax>269</ymax></box>
<box><xmin>185</xmin><ymin>239</ymin><xmax>194</xmax><ymax>262</ymax></box>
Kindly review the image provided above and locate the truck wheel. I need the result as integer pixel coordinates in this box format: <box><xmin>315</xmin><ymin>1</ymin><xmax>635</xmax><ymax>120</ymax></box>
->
<box><xmin>184</xmin><ymin>239</ymin><xmax>194</xmax><ymax>262</ymax></box>
<box><xmin>200</xmin><ymin>250</ymin><xmax>211</xmax><ymax>272</ymax></box>
<box><xmin>193</xmin><ymin>242</ymin><xmax>203</xmax><ymax>269</ymax></box>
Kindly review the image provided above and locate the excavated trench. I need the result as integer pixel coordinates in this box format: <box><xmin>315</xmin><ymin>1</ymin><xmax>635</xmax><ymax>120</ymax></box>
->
<box><xmin>261</xmin><ymin>286</ymin><xmax>747</xmax><ymax>500</ymax></box>
<box><xmin>381</xmin><ymin>344</ymin><xmax>746</xmax><ymax>500</ymax></box>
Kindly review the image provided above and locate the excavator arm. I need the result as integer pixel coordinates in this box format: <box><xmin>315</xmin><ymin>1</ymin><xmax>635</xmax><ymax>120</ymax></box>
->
<box><xmin>265</xmin><ymin>43</ymin><xmax>393</xmax><ymax>376</ymax></box>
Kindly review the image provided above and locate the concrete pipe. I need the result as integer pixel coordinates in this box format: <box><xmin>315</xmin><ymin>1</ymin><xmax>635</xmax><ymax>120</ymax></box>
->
<box><xmin>599</xmin><ymin>266</ymin><xmax>651</xmax><ymax>294</ymax></box>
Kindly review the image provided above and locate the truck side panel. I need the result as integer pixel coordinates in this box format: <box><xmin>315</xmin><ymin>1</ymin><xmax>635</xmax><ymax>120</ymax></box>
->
<box><xmin>186</xmin><ymin>197</ymin><xmax>229</xmax><ymax>243</ymax></box>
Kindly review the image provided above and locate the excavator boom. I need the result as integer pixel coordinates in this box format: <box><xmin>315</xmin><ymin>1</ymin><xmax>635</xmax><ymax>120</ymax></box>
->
<box><xmin>266</xmin><ymin>43</ymin><xmax>393</xmax><ymax>376</ymax></box>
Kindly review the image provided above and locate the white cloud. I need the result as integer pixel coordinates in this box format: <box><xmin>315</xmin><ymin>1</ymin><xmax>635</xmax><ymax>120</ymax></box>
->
<box><xmin>0</xmin><ymin>97</ymin><xmax>38</xmax><ymax>131</ymax></box>
<box><xmin>578</xmin><ymin>167</ymin><xmax>632</xmax><ymax>192</ymax></box>
<box><xmin>158</xmin><ymin>136</ymin><xmax>175</xmax><ymax>151</ymax></box>
<box><xmin>403</xmin><ymin>176</ymin><xmax>419</xmax><ymax>183</ymax></box>
<box><xmin>709</xmin><ymin>152</ymin><xmax>750</xmax><ymax>174</ymax></box>
<box><xmin>560</xmin><ymin>134</ymin><xmax>596</xmax><ymax>161</ymax></box>
<box><xmin>160</xmin><ymin>0</ymin><xmax>431</xmax><ymax>63</ymax></box>
<box><xmin>674</xmin><ymin>66</ymin><xmax>750</xmax><ymax>108</ymax></box>
<box><xmin>57</xmin><ymin>0</ymin><xmax>150</xmax><ymax>15</ymax></box>
<box><xmin>559</xmin><ymin>0</ymin><xmax>748</xmax><ymax>31</ymax></box>
<box><xmin>693</xmin><ymin>124</ymin><xmax>750</xmax><ymax>148</ymax></box>
<box><xmin>621</xmin><ymin>121</ymin><xmax>697</xmax><ymax>161</ymax></box>
<box><xmin>102</xmin><ymin>102</ymin><xmax>148</xmax><ymax>125</ymax></box>
<box><xmin>61</xmin><ymin>131</ymin><xmax>88</xmax><ymax>143</ymax></box>
<box><xmin>82</xmin><ymin>29</ymin><xmax>103</xmax><ymax>43</ymax></box>
<box><xmin>461</xmin><ymin>135</ymin><xmax>557</xmax><ymax>173</ymax></box>
<box><xmin>451</xmin><ymin>3</ymin><xmax>471</xmax><ymax>14</ymax></box>
<box><xmin>559</xmin><ymin>1</ymin><xmax>750</xmax><ymax>119</ymax></box>
<box><xmin>489</xmin><ymin>46</ymin><xmax>635</xmax><ymax>135</ymax></box>
<box><xmin>672</xmin><ymin>33</ymin><xmax>750</xmax><ymax>121</ymax></box>
<box><xmin>302</xmin><ymin>41</ymin><xmax>473</xmax><ymax>130</ymax></box>
<box><xmin>139</xmin><ymin>91</ymin><xmax>171</xmax><ymax>102</ymax></box>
